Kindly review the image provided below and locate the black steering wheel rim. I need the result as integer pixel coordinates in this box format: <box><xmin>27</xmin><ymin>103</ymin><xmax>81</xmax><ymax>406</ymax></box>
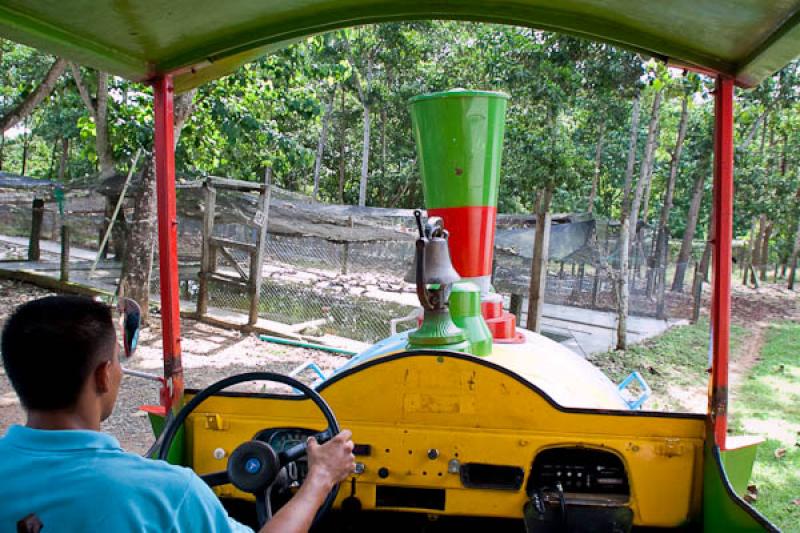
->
<box><xmin>156</xmin><ymin>371</ymin><xmax>341</xmax><ymax>526</ymax></box>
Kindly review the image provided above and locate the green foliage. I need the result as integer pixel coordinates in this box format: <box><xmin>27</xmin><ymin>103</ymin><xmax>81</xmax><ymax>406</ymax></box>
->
<box><xmin>0</xmin><ymin>27</ymin><xmax>798</xmax><ymax>259</ymax></box>
<box><xmin>588</xmin><ymin>317</ymin><xmax>745</xmax><ymax>412</ymax></box>
<box><xmin>728</xmin><ymin>322</ymin><xmax>800</xmax><ymax>531</ymax></box>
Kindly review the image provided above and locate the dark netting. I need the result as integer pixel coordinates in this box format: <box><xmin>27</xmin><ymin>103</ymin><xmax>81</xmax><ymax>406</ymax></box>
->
<box><xmin>2</xmin><ymin>179</ymin><xmax>713</xmax><ymax>343</ymax></box>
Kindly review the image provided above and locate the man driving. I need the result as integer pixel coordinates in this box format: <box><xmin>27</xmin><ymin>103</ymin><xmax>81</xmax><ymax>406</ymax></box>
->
<box><xmin>0</xmin><ymin>295</ymin><xmax>355</xmax><ymax>532</ymax></box>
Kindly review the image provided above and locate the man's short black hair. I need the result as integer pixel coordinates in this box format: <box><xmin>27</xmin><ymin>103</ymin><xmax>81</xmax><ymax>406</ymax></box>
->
<box><xmin>1</xmin><ymin>295</ymin><xmax>116</xmax><ymax>411</ymax></box>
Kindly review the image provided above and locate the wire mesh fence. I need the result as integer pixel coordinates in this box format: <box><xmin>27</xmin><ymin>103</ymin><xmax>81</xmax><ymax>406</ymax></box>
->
<box><xmin>2</xmin><ymin>185</ymin><xmax>779</xmax><ymax>345</ymax></box>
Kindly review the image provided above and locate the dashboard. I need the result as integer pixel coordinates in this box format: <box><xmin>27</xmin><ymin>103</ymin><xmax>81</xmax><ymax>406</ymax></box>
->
<box><xmin>248</xmin><ymin>425</ymin><xmax>634</xmax><ymax>530</ymax></box>
<box><xmin>254</xmin><ymin>427</ymin><xmax>317</xmax><ymax>484</ymax></box>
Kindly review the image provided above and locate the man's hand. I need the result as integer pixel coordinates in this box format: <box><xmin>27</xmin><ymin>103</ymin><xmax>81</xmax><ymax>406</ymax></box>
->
<box><xmin>259</xmin><ymin>429</ymin><xmax>355</xmax><ymax>533</ymax></box>
<box><xmin>306</xmin><ymin>429</ymin><xmax>356</xmax><ymax>491</ymax></box>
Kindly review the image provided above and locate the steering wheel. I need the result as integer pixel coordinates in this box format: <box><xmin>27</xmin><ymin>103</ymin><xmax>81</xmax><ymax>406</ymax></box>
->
<box><xmin>156</xmin><ymin>372</ymin><xmax>341</xmax><ymax>527</ymax></box>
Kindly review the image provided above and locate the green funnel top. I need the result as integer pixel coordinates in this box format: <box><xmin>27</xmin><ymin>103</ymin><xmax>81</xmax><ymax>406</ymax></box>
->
<box><xmin>409</xmin><ymin>88</ymin><xmax>510</xmax><ymax>104</ymax></box>
<box><xmin>409</xmin><ymin>89</ymin><xmax>509</xmax><ymax>209</ymax></box>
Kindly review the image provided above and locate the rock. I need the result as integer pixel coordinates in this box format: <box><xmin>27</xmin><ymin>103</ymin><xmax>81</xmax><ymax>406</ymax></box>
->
<box><xmin>300</xmin><ymin>326</ymin><xmax>324</xmax><ymax>337</ymax></box>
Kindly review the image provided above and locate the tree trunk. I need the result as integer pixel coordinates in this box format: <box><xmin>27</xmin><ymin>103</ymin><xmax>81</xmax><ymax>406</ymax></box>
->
<box><xmin>313</xmin><ymin>92</ymin><xmax>334</xmax><ymax>201</ymax></box>
<box><xmin>48</xmin><ymin>138</ymin><xmax>59</xmax><ymax>178</ymax></box>
<box><xmin>21</xmin><ymin>129</ymin><xmax>30</xmax><ymax>176</ymax></box>
<box><xmin>118</xmin><ymin>90</ymin><xmax>195</xmax><ymax>320</ymax></box>
<box><xmin>655</xmin><ymin>229</ymin><xmax>669</xmax><ymax>319</ymax></box>
<box><xmin>358</xmin><ymin>101</ymin><xmax>370</xmax><ymax>206</ymax></box>
<box><xmin>173</xmin><ymin>89</ymin><xmax>197</xmax><ymax>146</ymax></box>
<box><xmin>741</xmin><ymin>217</ymin><xmax>759</xmax><ymax>286</ymax></box>
<box><xmin>0</xmin><ymin>131</ymin><xmax>4</xmax><ymax>170</ymax></box>
<box><xmin>0</xmin><ymin>58</ymin><xmax>68</xmax><ymax>133</ymax></box>
<box><xmin>757</xmin><ymin>216</ymin><xmax>771</xmax><ymax>281</ymax></box>
<box><xmin>119</xmin><ymin>159</ymin><xmax>156</xmax><ymax>323</ymax></box>
<box><xmin>640</xmin><ymin>121</ymin><xmax>661</xmax><ymax>228</ymax></box>
<box><xmin>381</xmin><ymin>106</ymin><xmax>387</xmax><ymax>178</ymax></box>
<box><xmin>588</xmin><ymin>120</ymin><xmax>605</xmax><ymax>214</ymax></box>
<box><xmin>70</xmin><ymin>65</ymin><xmax>115</xmax><ymax>177</ymax></box>
<box><xmin>616</xmin><ymin>217</ymin><xmax>630</xmax><ymax>351</ymax></box>
<box><xmin>629</xmin><ymin>89</ymin><xmax>663</xmax><ymax>245</ymax></box>
<box><xmin>57</xmin><ymin>138</ymin><xmax>69</xmax><ymax>180</ymax></box>
<box><xmin>651</xmin><ymin>94</ymin><xmax>688</xmax><ymax>294</ymax></box>
<box><xmin>672</xmin><ymin>161</ymin><xmax>708</xmax><ymax>291</ymax></box>
<box><xmin>621</xmin><ymin>93</ymin><xmax>641</xmax><ymax>216</ymax></box>
<box><xmin>526</xmin><ymin>186</ymin><xmax>553</xmax><ymax>333</ymax></box>
<box><xmin>691</xmin><ymin>238</ymin><xmax>712</xmax><ymax>323</ymax></box>
<box><xmin>95</xmin><ymin>72</ymin><xmax>114</xmax><ymax>177</ymax></box>
<box><xmin>740</xmin><ymin>110</ymin><xmax>766</xmax><ymax>152</ymax></box>
<box><xmin>338</xmin><ymin>90</ymin><xmax>346</xmax><ymax>203</ymax></box>
<box><xmin>788</xmin><ymin>218</ymin><xmax>800</xmax><ymax>290</ymax></box>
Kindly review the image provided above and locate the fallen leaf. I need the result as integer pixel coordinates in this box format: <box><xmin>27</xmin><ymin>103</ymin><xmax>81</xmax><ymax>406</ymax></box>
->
<box><xmin>744</xmin><ymin>492</ymin><xmax>757</xmax><ymax>503</ymax></box>
<box><xmin>747</xmin><ymin>484</ymin><xmax>758</xmax><ymax>496</ymax></box>
<box><xmin>791</xmin><ymin>499</ymin><xmax>800</xmax><ymax>506</ymax></box>
<box><xmin>774</xmin><ymin>448</ymin><xmax>787</xmax><ymax>459</ymax></box>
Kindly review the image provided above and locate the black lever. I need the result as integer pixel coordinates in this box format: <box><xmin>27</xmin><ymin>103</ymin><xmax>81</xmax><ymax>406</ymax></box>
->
<box><xmin>279</xmin><ymin>428</ymin><xmax>334</xmax><ymax>465</ymax></box>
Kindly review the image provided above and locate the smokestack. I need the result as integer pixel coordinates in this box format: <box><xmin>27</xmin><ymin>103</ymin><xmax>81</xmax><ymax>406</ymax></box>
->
<box><xmin>410</xmin><ymin>89</ymin><xmax>519</xmax><ymax>341</ymax></box>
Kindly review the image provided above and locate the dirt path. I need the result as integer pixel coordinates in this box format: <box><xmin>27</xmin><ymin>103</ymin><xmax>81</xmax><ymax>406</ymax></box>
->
<box><xmin>728</xmin><ymin>284</ymin><xmax>800</xmax><ymax>394</ymax></box>
<box><xmin>729</xmin><ymin>321</ymin><xmax>767</xmax><ymax>392</ymax></box>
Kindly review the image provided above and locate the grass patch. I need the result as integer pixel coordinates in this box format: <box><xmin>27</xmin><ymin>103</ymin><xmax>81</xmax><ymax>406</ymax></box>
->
<box><xmin>588</xmin><ymin>317</ymin><xmax>745</xmax><ymax>411</ymax></box>
<box><xmin>729</xmin><ymin>321</ymin><xmax>800</xmax><ymax>531</ymax></box>
<box><xmin>590</xmin><ymin>319</ymin><xmax>798</xmax><ymax>528</ymax></box>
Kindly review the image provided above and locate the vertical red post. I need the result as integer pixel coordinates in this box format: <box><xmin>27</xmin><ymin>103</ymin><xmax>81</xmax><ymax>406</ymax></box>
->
<box><xmin>153</xmin><ymin>75</ymin><xmax>184</xmax><ymax>412</ymax></box>
<box><xmin>709</xmin><ymin>76</ymin><xmax>734</xmax><ymax>449</ymax></box>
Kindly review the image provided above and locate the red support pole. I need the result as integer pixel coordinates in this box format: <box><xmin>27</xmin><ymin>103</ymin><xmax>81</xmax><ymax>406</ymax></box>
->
<box><xmin>153</xmin><ymin>75</ymin><xmax>184</xmax><ymax>412</ymax></box>
<box><xmin>709</xmin><ymin>76</ymin><xmax>734</xmax><ymax>450</ymax></box>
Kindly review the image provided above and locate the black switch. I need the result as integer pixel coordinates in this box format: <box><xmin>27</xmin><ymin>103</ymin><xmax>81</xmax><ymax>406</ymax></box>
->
<box><xmin>353</xmin><ymin>444</ymin><xmax>372</xmax><ymax>456</ymax></box>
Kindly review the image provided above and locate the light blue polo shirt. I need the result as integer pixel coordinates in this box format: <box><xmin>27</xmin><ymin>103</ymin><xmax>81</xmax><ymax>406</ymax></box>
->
<box><xmin>0</xmin><ymin>425</ymin><xmax>254</xmax><ymax>533</ymax></box>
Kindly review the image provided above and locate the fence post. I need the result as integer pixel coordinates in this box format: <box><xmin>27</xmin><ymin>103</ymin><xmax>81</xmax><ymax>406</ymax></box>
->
<box><xmin>340</xmin><ymin>216</ymin><xmax>354</xmax><ymax>275</ymax></box>
<box><xmin>509</xmin><ymin>293</ymin><xmax>523</xmax><ymax>322</ymax></box>
<box><xmin>60</xmin><ymin>225</ymin><xmax>70</xmax><ymax>282</ymax></box>
<box><xmin>249</xmin><ymin>168</ymin><xmax>271</xmax><ymax>326</ymax></box>
<box><xmin>691</xmin><ymin>259</ymin><xmax>703</xmax><ymax>324</ymax></box>
<box><xmin>28</xmin><ymin>198</ymin><xmax>44</xmax><ymax>261</ymax></box>
<box><xmin>591</xmin><ymin>265</ymin><xmax>601</xmax><ymax>308</ymax></box>
<box><xmin>197</xmin><ymin>180</ymin><xmax>216</xmax><ymax>317</ymax></box>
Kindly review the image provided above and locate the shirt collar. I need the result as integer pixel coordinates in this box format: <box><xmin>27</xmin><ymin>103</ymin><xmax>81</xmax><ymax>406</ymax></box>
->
<box><xmin>2</xmin><ymin>424</ymin><xmax>122</xmax><ymax>452</ymax></box>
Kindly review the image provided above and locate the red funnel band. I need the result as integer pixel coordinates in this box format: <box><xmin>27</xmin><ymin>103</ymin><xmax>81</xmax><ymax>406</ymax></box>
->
<box><xmin>428</xmin><ymin>206</ymin><xmax>496</xmax><ymax>278</ymax></box>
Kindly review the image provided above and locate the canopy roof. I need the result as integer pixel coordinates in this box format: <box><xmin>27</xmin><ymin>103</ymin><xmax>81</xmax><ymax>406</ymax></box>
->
<box><xmin>0</xmin><ymin>1</ymin><xmax>798</xmax><ymax>90</ymax></box>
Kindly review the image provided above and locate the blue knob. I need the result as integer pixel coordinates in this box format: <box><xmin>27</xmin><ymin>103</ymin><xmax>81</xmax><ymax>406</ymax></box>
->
<box><xmin>245</xmin><ymin>457</ymin><xmax>262</xmax><ymax>474</ymax></box>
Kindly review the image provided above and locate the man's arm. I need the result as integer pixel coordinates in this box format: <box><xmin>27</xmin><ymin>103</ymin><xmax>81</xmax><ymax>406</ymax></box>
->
<box><xmin>260</xmin><ymin>429</ymin><xmax>355</xmax><ymax>533</ymax></box>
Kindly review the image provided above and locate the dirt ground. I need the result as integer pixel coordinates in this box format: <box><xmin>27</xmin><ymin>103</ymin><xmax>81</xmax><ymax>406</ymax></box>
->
<box><xmin>0</xmin><ymin>279</ymin><xmax>348</xmax><ymax>455</ymax></box>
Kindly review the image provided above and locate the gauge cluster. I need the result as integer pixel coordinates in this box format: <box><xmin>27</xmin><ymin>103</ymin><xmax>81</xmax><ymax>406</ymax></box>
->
<box><xmin>254</xmin><ymin>427</ymin><xmax>318</xmax><ymax>484</ymax></box>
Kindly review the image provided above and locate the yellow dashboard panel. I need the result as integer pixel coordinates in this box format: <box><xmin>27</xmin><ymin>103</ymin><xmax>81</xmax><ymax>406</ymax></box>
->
<box><xmin>185</xmin><ymin>352</ymin><xmax>706</xmax><ymax>528</ymax></box>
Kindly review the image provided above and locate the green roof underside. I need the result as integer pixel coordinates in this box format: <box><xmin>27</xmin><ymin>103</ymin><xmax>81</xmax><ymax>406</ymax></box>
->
<box><xmin>1</xmin><ymin>1</ymin><xmax>799</xmax><ymax>91</ymax></box>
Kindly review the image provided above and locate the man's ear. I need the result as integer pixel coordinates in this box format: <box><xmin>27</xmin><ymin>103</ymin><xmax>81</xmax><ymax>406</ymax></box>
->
<box><xmin>94</xmin><ymin>360</ymin><xmax>112</xmax><ymax>394</ymax></box>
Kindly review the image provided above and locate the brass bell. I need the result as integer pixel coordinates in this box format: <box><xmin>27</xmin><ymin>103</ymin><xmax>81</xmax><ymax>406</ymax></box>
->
<box><xmin>411</xmin><ymin>210</ymin><xmax>461</xmax><ymax>310</ymax></box>
<box><xmin>419</xmin><ymin>226</ymin><xmax>461</xmax><ymax>286</ymax></box>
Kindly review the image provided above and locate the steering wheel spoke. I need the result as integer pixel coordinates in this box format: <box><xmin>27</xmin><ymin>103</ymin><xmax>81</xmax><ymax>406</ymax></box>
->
<box><xmin>200</xmin><ymin>470</ymin><xmax>230</xmax><ymax>487</ymax></box>
<box><xmin>278</xmin><ymin>428</ymin><xmax>334</xmax><ymax>466</ymax></box>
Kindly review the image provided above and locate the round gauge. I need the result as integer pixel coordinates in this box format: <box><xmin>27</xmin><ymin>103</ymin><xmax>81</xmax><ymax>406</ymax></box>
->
<box><xmin>265</xmin><ymin>429</ymin><xmax>312</xmax><ymax>454</ymax></box>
